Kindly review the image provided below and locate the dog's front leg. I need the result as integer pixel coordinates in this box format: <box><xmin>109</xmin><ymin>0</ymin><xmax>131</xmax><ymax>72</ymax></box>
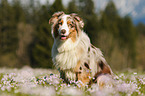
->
<box><xmin>60</xmin><ymin>70</ymin><xmax>76</xmax><ymax>84</ymax></box>
<box><xmin>74</xmin><ymin>61</ymin><xmax>91</xmax><ymax>86</ymax></box>
<box><xmin>76</xmin><ymin>70</ymin><xmax>91</xmax><ymax>86</ymax></box>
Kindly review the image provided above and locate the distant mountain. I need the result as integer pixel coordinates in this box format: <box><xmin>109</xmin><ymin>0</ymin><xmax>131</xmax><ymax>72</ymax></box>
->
<box><xmin>133</xmin><ymin>17</ymin><xmax>145</xmax><ymax>25</ymax></box>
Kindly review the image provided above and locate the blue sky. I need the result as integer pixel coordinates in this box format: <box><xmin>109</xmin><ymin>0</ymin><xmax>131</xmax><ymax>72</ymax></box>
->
<box><xmin>30</xmin><ymin>0</ymin><xmax>145</xmax><ymax>25</ymax></box>
<box><xmin>94</xmin><ymin>0</ymin><xmax>145</xmax><ymax>25</ymax></box>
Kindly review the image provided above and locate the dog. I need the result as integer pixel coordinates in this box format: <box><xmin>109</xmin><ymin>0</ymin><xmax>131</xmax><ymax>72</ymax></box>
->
<box><xmin>49</xmin><ymin>11</ymin><xmax>114</xmax><ymax>86</ymax></box>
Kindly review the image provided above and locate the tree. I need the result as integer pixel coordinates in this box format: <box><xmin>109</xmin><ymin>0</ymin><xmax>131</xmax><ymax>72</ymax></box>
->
<box><xmin>100</xmin><ymin>1</ymin><xmax>119</xmax><ymax>37</ymax></box>
<box><xmin>49</xmin><ymin>0</ymin><xmax>66</xmax><ymax>15</ymax></box>
<box><xmin>98</xmin><ymin>1</ymin><xmax>137</xmax><ymax>69</ymax></box>
<box><xmin>136</xmin><ymin>23</ymin><xmax>145</xmax><ymax>35</ymax></box>
<box><xmin>29</xmin><ymin>4</ymin><xmax>53</xmax><ymax>68</ymax></box>
<box><xmin>17</xmin><ymin>23</ymin><xmax>34</xmax><ymax>66</ymax></box>
<box><xmin>122</xmin><ymin>16</ymin><xmax>137</xmax><ymax>68</ymax></box>
<box><xmin>0</xmin><ymin>0</ymin><xmax>18</xmax><ymax>53</ymax></box>
<box><xmin>136</xmin><ymin>23</ymin><xmax>145</xmax><ymax>70</ymax></box>
<box><xmin>67</xmin><ymin>0</ymin><xmax>78</xmax><ymax>13</ymax></box>
<box><xmin>0</xmin><ymin>0</ymin><xmax>26</xmax><ymax>67</ymax></box>
<box><xmin>78</xmin><ymin>0</ymin><xmax>95</xmax><ymax>15</ymax></box>
<box><xmin>78</xmin><ymin>0</ymin><xmax>99</xmax><ymax>45</ymax></box>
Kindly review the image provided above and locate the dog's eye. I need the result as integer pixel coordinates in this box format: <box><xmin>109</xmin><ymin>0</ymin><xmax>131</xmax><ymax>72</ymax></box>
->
<box><xmin>58</xmin><ymin>21</ymin><xmax>62</xmax><ymax>25</ymax></box>
<box><xmin>69</xmin><ymin>23</ymin><xmax>74</xmax><ymax>28</ymax></box>
<box><xmin>58</xmin><ymin>20</ymin><xmax>63</xmax><ymax>25</ymax></box>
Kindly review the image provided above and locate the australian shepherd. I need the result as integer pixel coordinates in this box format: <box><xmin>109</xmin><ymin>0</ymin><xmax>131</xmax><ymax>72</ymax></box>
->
<box><xmin>49</xmin><ymin>11</ymin><xmax>114</xmax><ymax>86</ymax></box>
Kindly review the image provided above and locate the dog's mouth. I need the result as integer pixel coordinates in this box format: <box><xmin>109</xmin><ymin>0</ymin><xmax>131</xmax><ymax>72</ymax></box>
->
<box><xmin>59</xmin><ymin>32</ymin><xmax>74</xmax><ymax>40</ymax></box>
<box><xmin>60</xmin><ymin>35</ymin><xmax>68</xmax><ymax>40</ymax></box>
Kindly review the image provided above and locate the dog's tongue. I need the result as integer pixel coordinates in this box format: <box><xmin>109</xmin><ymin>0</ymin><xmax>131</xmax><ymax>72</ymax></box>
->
<box><xmin>61</xmin><ymin>36</ymin><xmax>67</xmax><ymax>40</ymax></box>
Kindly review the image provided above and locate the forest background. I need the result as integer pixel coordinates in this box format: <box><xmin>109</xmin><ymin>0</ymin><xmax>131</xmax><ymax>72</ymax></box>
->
<box><xmin>0</xmin><ymin>0</ymin><xmax>145</xmax><ymax>72</ymax></box>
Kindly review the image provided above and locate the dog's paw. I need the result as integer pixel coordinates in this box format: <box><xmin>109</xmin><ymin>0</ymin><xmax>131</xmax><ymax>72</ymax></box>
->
<box><xmin>97</xmin><ymin>74</ymin><xmax>114</xmax><ymax>89</ymax></box>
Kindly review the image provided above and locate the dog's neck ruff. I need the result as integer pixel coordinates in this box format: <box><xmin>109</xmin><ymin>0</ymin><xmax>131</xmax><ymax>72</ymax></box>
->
<box><xmin>52</xmin><ymin>31</ymin><xmax>90</xmax><ymax>70</ymax></box>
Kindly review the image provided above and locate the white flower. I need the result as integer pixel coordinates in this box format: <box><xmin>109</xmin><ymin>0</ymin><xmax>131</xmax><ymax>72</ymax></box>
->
<box><xmin>116</xmin><ymin>82</ymin><xmax>137</xmax><ymax>94</ymax></box>
<box><xmin>61</xmin><ymin>87</ymin><xmax>84</xmax><ymax>96</ymax></box>
<box><xmin>1</xmin><ymin>86</ymin><xmax>5</xmax><ymax>91</ymax></box>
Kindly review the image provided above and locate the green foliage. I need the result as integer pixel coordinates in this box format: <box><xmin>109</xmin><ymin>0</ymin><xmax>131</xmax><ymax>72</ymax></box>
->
<box><xmin>0</xmin><ymin>0</ymin><xmax>18</xmax><ymax>53</ymax></box>
<box><xmin>100</xmin><ymin>1</ymin><xmax>119</xmax><ymax>37</ymax></box>
<box><xmin>121</xmin><ymin>16</ymin><xmax>137</xmax><ymax>68</ymax></box>
<box><xmin>49</xmin><ymin>0</ymin><xmax>66</xmax><ymax>14</ymax></box>
<box><xmin>136</xmin><ymin>23</ymin><xmax>145</xmax><ymax>71</ymax></box>
<box><xmin>99</xmin><ymin>1</ymin><xmax>137</xmax><ymax>69</ymax></box>
<box><xmin>77</xmin><ymin>0</ymin><xmax>100</xmax><ymax>45</ymax></box>
<box><xmin>29</xmin><ymin>5</ymin><xmax>53</xmax><ymax>68</ymax></box>
<box><xmin>136</xmin><ymin>23</ymin><xmax>145</xmax><ymax>35</ymax></box>
<box><xmin>79</xmin><ymin>0</ymin><xmax>95</xmax><ymax>15</ymax></box>
<box><xmin>68</xmin><ymin>0</ymin><xmax>78</xmax><ymax>13</ymax></box>
<box><xmin>0</xmin><ymin>53</ymin><xmax>18</xmax><ymax>67</ymax></box>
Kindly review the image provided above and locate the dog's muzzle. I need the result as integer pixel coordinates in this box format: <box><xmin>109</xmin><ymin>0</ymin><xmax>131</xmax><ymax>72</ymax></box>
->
<box><xmin>60</xmin><ymin>29</ymin><xmax>69</xmax><ymax>40</ymax></box>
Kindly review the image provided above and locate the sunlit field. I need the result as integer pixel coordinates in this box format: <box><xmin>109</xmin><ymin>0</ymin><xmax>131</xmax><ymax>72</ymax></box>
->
<box><xmin>0</xmin><ymin>67</ymin><xmax>145</xmax><ymax>96</ymax></box>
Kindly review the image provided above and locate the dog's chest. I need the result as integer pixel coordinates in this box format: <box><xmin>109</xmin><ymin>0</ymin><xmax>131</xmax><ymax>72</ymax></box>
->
<box><xmin>53</xmin><ymin>47</ymin><xmax>84</xmax><ymax>70</ymax></box>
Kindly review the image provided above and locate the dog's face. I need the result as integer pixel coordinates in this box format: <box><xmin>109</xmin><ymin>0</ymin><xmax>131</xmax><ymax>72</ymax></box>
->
<box><xmin>49</xmin><ymin>12</ymin><xmax>84</xmax><ymax>43</ymax></box>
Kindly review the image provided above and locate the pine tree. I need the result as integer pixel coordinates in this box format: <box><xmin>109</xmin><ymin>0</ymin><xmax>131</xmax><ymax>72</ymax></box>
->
<box><xmin>78</xmin><ymin>0</ymin><xmax>99</xmax><ymax>45</ymax></box>
<box><xmin>122</xmin><ymin>16</ymin><xmax>137</xmax><ymax>68</ymax></box>
<box><xmin>67</xmin><ymin>0</ymin><xmax>78</xmax><ymax>13</ymax></box>
<box><xmin>100</xmin><ymin>1</ymin><xmax>119</xmax><ymax>37</ymax></box>
<box><xmin>99</xmin><ymin>1</ymin><xmax>137</xmax><ymax>69</ymax></box>
<box><xmin>0</xmin><ymin>0</ymin><xmax>18</xmax><ymax>53</ymax></box>
<box><xmin>136</xmin><ymin>23</ymin><xmax>145</xmax><ymax>35</ymax></box>
<box><xmin>29</xmin><ymin>4</ymin><xmax>53</xmax><ymax>68</ymax></box>
<box><xmin>49</xmin><ymin>0</ymin><xmax>66</xmax><ymax>15</ymax></box>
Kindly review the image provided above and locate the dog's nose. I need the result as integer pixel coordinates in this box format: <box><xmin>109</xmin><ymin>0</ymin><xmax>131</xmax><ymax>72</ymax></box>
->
<box><xmin>61</xmin><ymin>29</ymin><xmax>66</xmax><ymax>34</ymax></box>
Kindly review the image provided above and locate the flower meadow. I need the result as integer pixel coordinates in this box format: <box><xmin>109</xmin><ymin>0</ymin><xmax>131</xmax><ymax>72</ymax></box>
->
<box><xmin>0</xmin><ymin>66</ymin><xmax>145</xmax><ymax>96</ymax></box>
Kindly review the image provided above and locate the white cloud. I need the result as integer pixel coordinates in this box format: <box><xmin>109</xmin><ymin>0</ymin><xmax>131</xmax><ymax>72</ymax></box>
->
<box><xmin>94</xmin><ymin>0</ymin><xmax>109</xmax><ymax>12</ymax></box>
<box><xmin>40</xmin><ymin>0</ymin><xmax>54</xmax><ymax>5</ymax></box>
<box><xmin>20</xmin><ymin>0</ymin><xmax>145</xmax><ymax>20</ymax></box>
<box><xmin>63</xmin><ymin>0</ymin><xmax>71</xmax><ymax>6</ymax></box>
<box><xmin>132</xmin><ymin>11</ymin><xmax>138</xmax><ymax>17</ymax></box>
<box><xmin>93</xmin><ymin>0</ymin><xmax>145</xmax><ymax>20</ymax></box>
<box><xmin>142</xmin><ymin>7</ymin><xmax>145</xmax><ymax>14</ymax></box>
<box><xmin>114</xmin><ymin>0</ymin><xmax>140</xmax><ymax>17</ymax></box>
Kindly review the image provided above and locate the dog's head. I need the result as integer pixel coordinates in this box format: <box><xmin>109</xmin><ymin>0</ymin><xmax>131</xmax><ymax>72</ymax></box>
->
<box><xmin>49</xmin><ymin>11</ymin><xmax>84</xmax><ymax>42</ymax></box>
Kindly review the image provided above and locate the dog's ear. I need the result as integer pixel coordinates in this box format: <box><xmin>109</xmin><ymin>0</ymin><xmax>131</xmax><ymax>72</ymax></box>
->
<box><xmin>49</xmin><ymin>11</ymin><xmax>64</xmax><ymax>24</ymax></box>
<box><xmin>98</xmin><ymin>60</ymin><xmax>113</xmax><ymax>75</ymax></box>
<box><xmin>70</xmin><ymin>13</ymin><xmax>84</xmax><ymax>29</ymax></box>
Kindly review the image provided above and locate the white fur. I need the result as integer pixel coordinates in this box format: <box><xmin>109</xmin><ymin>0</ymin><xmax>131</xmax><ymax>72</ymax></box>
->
<box><xmin>52</xmin><ymin>30</ymin><xmax>105</xmax><ymax>79</ymax></box>
<box><xmin>58</xmin><ymin>15</ymin><xmax>70</xmax><ymax>36</ymax></box>
<box><xmin>51</xmin><ymin>14</ymin><xmax>113</xmax><ymax>81</ymax></box>
<box><xmin>52</xmin><ymin>31</ymin><xmax>89</xmax><ymax>70</ymax></box>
